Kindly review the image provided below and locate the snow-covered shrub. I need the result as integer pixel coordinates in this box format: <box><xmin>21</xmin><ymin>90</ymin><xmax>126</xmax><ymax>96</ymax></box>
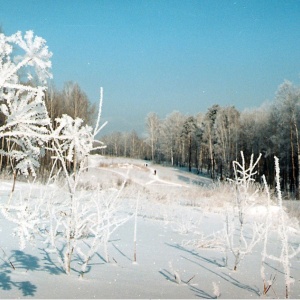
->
<box><xmin>223</xmin><ymin>151</ymin><xmax>265</xmax><ymax>270</ymax></box>
<box><xmin>37</xmin><ymin>88</ymin><xmax>131</xmax><ymax>275</ymax></box>
<box><xmin>0</xmin><ymin>30</ymin><xmax>132</xmax><ymax>275</ymax></box>
<box><xmin>261</xmin><ymin>157</ymin><xmax>300</xmax><ymax>298</ymax></box>
<box><xmin>171</xmin><ymin>210</ymin><xmax>201</xmax><ymax>235</ymax></box>
<box><xmin>1</xmin><ymin>184</ymin><xmax>44</xmax><ymax>250</ymax></box>
<box><xmin>182</xmin><ymin>231</ymin><xmax>226</xmax><ymax>250</ymax></box>
<box><xmin>2</xmin><ymin>87</ymin><xmax>132</xmax><ymax>275</ymax></box>
<box><xmin>184</xmin><ymin>152</ymin><xmax>265</xmax><ymax>270</ymax></box>
<box><xmin>260</xmin><ymin>174</ymin><xmax>275</xmax><ymax>296</ymax></box>
<box><xmin>42</xmin><ymin>183</ymin><xmax>131</xmax><ymax>275</ymax></box>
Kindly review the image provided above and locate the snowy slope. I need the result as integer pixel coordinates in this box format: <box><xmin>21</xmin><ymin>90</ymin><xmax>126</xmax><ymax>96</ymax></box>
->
<box><xmin>0</xmin><ymin>155</ymin><xmax>299</xmax><ymax>299</ymax></box>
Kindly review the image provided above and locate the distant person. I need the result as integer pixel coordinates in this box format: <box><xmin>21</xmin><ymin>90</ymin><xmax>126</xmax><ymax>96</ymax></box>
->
<box><xmin>154</xmin><ymin>170</ymin><xmax>156</xmax><ymax>175</ymax></box>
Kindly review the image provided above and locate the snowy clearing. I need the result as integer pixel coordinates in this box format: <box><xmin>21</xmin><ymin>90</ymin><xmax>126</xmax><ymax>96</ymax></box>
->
<box><xmin>0</xmin><ymin>155</ymin><xmax>299</xmax><ymax>299</ymax></box>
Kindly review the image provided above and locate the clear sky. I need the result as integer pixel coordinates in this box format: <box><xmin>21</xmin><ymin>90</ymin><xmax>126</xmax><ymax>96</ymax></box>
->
<box><xmin>1</xmin><ymin>0</ymin><xmax>300</xmax><ymax>134</ymax></box>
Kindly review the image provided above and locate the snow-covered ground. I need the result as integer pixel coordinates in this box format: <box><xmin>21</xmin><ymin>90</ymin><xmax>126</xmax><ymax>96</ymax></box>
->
<box><xmin>0</xmin><ymin>155</ymin><xmax>299</xmax><ymax>299</ymax></box>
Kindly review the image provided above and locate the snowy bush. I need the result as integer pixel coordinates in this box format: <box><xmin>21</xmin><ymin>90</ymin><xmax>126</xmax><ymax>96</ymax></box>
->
<box><xmin>224</xmin><ymin>152</ymin><xmax>265</xmax><ymax>271</ymax></box>
<box><xmin>181</xmin><ymin>151</ymin><xmax>299</xmax><ymax>298</ymax></box>
<box><xmin>261</xmin><ymin>157</ymin><xmax>300</xmax><ymax>298</ymax></box>
<box><xmin>4</xmin><ymin>87</ymin><xmax>132</xmax><ymax>275</ymax></box>
<box><xmin>0</xmin><ymin>30</ymin><xmax>133</xmax><ymax>275</ymax></box>
<box><xmin>41</xmin><ymin>183</ymin><xmax>131</xmax><ymax>275</ymax></box>
<box><xmin>184</xmin><ymin>152</ymin><xmax>265</xmax><ymax>270</ymax></box>
<box><xmin>171</xmin><ymin>210</ymin><xmax>201</xmax><ymax>235</ymax></box>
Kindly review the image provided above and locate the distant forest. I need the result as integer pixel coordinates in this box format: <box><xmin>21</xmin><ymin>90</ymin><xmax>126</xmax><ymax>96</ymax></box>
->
<box><xmin>100</xmin><ymin>80</ymin><xmax>300</xmax><ymax>199</ymax></box>
<box><xmin>1</xmin><ymin>79</ymin><xmax>300</xmax><ymax>199</ymax></box>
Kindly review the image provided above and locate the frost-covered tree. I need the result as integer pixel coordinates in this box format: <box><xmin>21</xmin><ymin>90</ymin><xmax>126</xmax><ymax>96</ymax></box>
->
<box><xmin>201</xmin><ymin>105</ymin><xmax>220</xmax><ymax>178</ymax></box>
<box><xmin>181</xmin><ymin>116</ymin><xmax>198</xmax><ymax>172</ymax></box>
<box><xmin>145</xmin><ymin>112</ymin><xmax>160</xmax><ymax>162</ymax></box>
<box><xmin>239</xmin><ymin>106</ymin><xmax>271</xmax><ymax>176</ymax></box>
<box><xmin>273</xmin><ymin>81</ymin><xmax>300</xmax><ymax>197</ymax></box>
<box><xmin>100</xmin><ymin>130</ymin><xmax>146</xmax><ymax>159</ymax></box>
<box><xmin>61</xmin><ymin>81</ymin><xmax>96</xmax><ymax>124</ymax></box>
<box><xmin>0</xmin><ymin>30</ymin><xmax>52</xmax><ymax>179</ymax></box>
<box><xmin>106</xmin><ymin>131</ymin><xmax>123</xmax><ymax>156</ymax></box>
<box><xmin>214</xmin><ymin>106</ymin><xmax>240</xmax><ymax>179</ymax></box>
<box><xmin>160</xmin><ymin>111</ymin><xmax>185</xmax><ymax>166</ymax></box>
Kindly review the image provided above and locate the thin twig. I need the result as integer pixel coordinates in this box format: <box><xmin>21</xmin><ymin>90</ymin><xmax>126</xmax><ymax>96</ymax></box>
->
<box><xmin>185</xmin><ymin>274</ymin><xmax>196</xmax><ymax>284</ymax></box>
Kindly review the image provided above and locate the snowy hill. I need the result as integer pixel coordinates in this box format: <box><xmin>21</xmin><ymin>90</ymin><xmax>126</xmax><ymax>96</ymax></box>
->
<box><xmin>0</xmin><ymin>155</ymin><xmax>299</xmax><ymax>299</ymax></box>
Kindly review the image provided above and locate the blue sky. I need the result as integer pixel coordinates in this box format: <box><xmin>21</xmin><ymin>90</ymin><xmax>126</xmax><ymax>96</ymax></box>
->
<box><xmin>1</xmin><ymin>0</ymin><xmax>300</xmax><ymax>134</ymax></box>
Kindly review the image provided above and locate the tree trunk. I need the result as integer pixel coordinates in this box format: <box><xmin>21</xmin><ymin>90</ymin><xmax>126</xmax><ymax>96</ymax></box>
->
<box><xmin>208</xmin><ymin>130</ymin><xmax>214</xmax><ymax>179</ymax></box>
<box><xmin>290</xmin><ymin>125</ymin><xmax>296</xmax><ymax>195</ymax></box>
<box><xmin>294</xmin><ymin>120</ymin><xmax>300</xmax><ymax>199</ymax></box>
<box><xmin>188</xmin><ymin>135</ymin><xmax>192</xmax><ymax>172</ymax></box>
<box><xmin>0</xmin><ymin>138</ymin><xmax>4</xmax><ymax>170</ymax></box>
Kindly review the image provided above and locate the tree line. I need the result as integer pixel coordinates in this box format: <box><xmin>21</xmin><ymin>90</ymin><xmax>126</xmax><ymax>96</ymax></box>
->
<box><xmin>100</xmin><ymin>80</ymin><xmax>300</xmax><ymax>198</ymax></box>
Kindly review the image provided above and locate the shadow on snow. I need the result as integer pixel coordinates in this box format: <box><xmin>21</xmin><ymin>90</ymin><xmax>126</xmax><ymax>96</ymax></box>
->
<box><xmin>0</xmin><ymin>250</ymin><xmax>39</xmax><ymax>296</ymax></box>
<box><xmin>166</xmin><ymin>242</ymin><xmax>260</xmax><ymax>297</ymax></box>
<box><xmin>159</xmin><ymin>268</ymin><xmax>216</xmax><ymax>299</ymax></box>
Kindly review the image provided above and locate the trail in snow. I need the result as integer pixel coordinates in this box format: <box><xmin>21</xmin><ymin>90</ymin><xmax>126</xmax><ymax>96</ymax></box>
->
<box><xmin>91</xmin><ymin>155</ymin><xmax>209</xmax><ymax>188</ymax></box>
<box><xmin>145</xmin><ymin>166</ymin><xmax>188</xmax><ymax>187</ymax></box>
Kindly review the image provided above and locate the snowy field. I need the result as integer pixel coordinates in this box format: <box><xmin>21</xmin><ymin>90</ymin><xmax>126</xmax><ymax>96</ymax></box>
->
<box><xmin>0</xmin><ymin>155</ymin><xmax>299</xmax><ymax>299</ymax></box>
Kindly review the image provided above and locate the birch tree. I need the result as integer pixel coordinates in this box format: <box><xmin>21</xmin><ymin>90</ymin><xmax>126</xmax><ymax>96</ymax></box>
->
<box><xmin>61</xmin><ymin>81</ymin><xmax>96</xmax><ymax>124</ymax></box>
<box><xmin>181</xmin><ymin>116</ymin><xmax>198</xmax><ymax>172</ymax></box>
<box><xmin>273</xmin><ymin>80</ymin><xmax>300</xmax><ymax>197</ymax></box>
<box><xmin>145</xmin><ymin>112</ymin><xmax>160</xmax><ymax>162</ymax></box>
<box><xmin>201</xmin><ymin>105</ymin><xmax>220</xmax><ymax>179</ymax></box>
<box><xmin>215</xmin><ymin>106</ymin><xmax>240</xmax><ymax>179</ymax></box>
<box><xmin>160</xmin><ymin>111</ymin><xmax>185</xmax><ymax>166</ymax></box>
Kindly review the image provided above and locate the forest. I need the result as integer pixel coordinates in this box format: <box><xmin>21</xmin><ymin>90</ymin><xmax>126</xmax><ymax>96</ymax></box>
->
<box><xmin>101</xmin><ymin>80</ymin><xmax>300</xmax><ymax>199</ymax></box>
